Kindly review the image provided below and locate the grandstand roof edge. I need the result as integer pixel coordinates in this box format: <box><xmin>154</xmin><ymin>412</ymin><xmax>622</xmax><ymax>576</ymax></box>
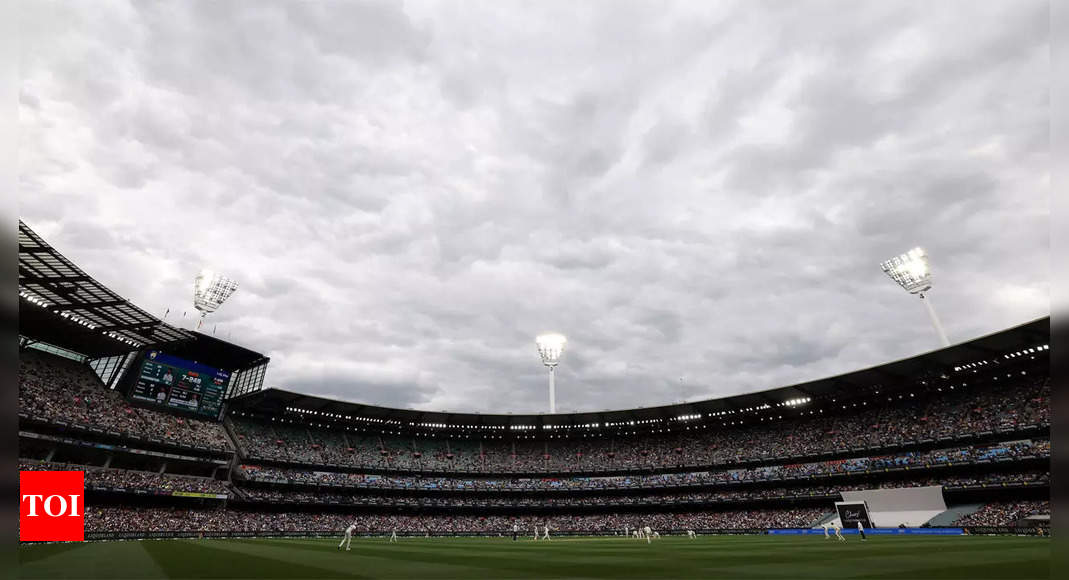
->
<box><xmin>227</xmin><ymin>316</ymin><xmax>1049</xmax><ymax>426</ymax></box>
<box><xmin>19</xmin><ymin>220</ymin><xmax>195</xmax><ymax>355</ymax></box>
<box><xmin>18</xmin><ymin>220</ymin><xmax>269</xmax><ymax>366</ymax></box>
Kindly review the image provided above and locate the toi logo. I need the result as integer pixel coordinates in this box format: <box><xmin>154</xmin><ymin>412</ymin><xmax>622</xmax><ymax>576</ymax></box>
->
<box><xmin>20</xmin><ymin>471</ymin><xmax>84</xmax><ymax>542</ymax></box>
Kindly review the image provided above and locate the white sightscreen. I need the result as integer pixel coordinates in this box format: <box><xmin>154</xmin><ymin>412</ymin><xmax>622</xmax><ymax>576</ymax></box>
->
<box><xmin>839</xmin><ymin>485</ymin><xmax>947</xmax><ymax>527</ymax></box>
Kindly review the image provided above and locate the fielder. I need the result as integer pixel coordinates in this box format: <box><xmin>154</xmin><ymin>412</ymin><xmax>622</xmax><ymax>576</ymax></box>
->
<box><xmin>512</xmin><ymin>522</ymin><xmax>519</xmax><ymax>541</ymax></box>
<box><xmin>542</xmin><ymin>524</ymin><xmax>551</xmax><ymax>541</ymax></box>
<box><xmin>390</xmin><ymin>528</ymin><xmax>398</xmax><ymax>543</ymax></box>
<box><xmin>857</xmin><ymin>521</ymin><xmax>866</xmax><ymax>541</ymax></box>
<box><xmin>338</xmin><ymin>522</ymin><xmax>357</xmax><ymax>551</ymax></box>
<box><xmin>834</xmin><ymin>522</ymin><xmax>846</xmax><ymax>542</ymax></box>
<box><xmin>687</xmin><ymin>530</ymin><xmax>696</xmax><ymax>539</ymax></box>
<box><xmin>643</xmin><ymin>526</ymin><xmax>652</xmax><ymax>544</ymax></box>
<box><xmin>822</xmin><ymin>522</ymin><xmax>831</xmax><ymax>539</ymax></box>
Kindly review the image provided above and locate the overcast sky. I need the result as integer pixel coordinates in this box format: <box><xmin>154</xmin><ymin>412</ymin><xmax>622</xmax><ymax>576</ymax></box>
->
<box><xmin>19</xmin><ymin>0</ymin><xmax>1049</xmax><ymax>413</ymax></box>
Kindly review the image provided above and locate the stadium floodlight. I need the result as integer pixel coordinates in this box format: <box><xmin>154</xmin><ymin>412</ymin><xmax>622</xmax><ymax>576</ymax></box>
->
<box><xmin>880</xmin><ymin>247</ymin><xmax>949</xmax><ymax>347</ymax></box>
<box><xmin>193</xmin><ymin>269</ymin><xmax>238</xmax><ymax>329</ymax></box>
<box><xmin>535</xmin><ymin>333</ymin><xmax>567</xmax><ymax>414</ymax></box>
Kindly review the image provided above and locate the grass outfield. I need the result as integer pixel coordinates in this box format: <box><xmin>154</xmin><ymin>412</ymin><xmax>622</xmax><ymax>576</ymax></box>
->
<box><xmin>18</xmin><ymin>535</ymin><xmax>1050</xmax><ymax>579</ymax></box>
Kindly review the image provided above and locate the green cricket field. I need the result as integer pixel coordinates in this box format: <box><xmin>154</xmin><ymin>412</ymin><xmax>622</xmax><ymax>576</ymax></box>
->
<box><xmin>17</xmin><ymin>534</ymin><xmax>1050</xmax><ymax>579</ymax></box>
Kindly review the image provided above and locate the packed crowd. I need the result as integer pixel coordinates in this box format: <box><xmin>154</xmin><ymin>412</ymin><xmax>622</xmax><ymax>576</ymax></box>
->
<box><xmin>84</xmin><ymin>506</ymin><xmax>827</xmax><ymax>533</ymax></box>
<box><xmin>235</xmin><ymin>439</ymin><xmax>1049</xmax><ymax>491</ymax></box>
<box><xmin>19</xmin><ymin>342</ymin><xmax>1051</xmax><ymax>538</ymax></box>
<box><xmin>19</xmin><ymin>460</ymin><xmax>229</xmax><ymax>495</ymax></box>
<box><xmin>19</xmin><ymin>344</ymin><xmax>1048</xmax><ymax>475</ymax></box>
<box><xmin>18</xmin><ymin>351</ymin><xmax>231</xmax><ymax>451</ymax></box>
<box><xmin>235</xmin><ymin>488</ymin><xmax>827</xmax><ymax>507</ymax></box>
<box><xmin>234</xmin><ymin>471</ymin><xmax>1047</xmax><ymax>508</ymax></box>
<box><xmin>954</xmin><ymin>501</ymin><xmax>1050</xmax><ymax>527</ymax></box>
<box><xmin>230</xmin><ymin>376</ymin><xmax>1050</xmax><ymax>473</ymax></box>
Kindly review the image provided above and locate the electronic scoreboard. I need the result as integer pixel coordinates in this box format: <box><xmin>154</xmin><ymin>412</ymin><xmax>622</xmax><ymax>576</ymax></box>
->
<box><xmin>127</xmin><ymin>350</ymin><xmax>231</xmax><ymax>420</ymax></box>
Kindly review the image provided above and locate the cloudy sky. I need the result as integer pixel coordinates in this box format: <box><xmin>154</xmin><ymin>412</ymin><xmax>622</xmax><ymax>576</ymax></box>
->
<box><xmin>18</xmin><ymin>0</ymin><xmax>1049</xmax><ymax>413</ymax></box>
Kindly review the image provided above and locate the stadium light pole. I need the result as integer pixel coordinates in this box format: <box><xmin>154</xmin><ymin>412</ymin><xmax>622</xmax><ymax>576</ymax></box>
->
<box><xmin>192</xmin><ymin>269</ymin><xmax>239</xmax><ymax>331</ymax></box>
<box><xmin>535</xmin><ymin>333</ymin><xmax>567</xmax><ymax>414</ymax></box>
<box><xmin>880</xmin><ymin>247</ymin><xmax>950</xmax><ymax>347</ymax></box>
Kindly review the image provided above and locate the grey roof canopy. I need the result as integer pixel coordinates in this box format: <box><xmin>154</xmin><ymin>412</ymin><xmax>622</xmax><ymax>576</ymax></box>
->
<box><xmin>229</xmin><ymin>317</ymin><xmax>1048</xmax><ymax>431</ymax></box>
<box><xmin>19</xmin><ymin>220</ymin><xmax>193</xmax><ymax>354</ymax></box>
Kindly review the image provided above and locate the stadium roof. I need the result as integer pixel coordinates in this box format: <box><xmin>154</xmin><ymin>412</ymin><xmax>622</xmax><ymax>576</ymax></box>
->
<box><xmin>164</xmin><ymin>331</ymin><xmax>270</xmax><ymax>372</ymax></box>
<box><xmin>229</xmin><ymin>316</ymin><xmax>1049</xmax><ymax>429</ymax></box>
<box><xmin>19</xmin><ymin>220</ymin><xmax>194</xmax><ymax>357</ymax></box>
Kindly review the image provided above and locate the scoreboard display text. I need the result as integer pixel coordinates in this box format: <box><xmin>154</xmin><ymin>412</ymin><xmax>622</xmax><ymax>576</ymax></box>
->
<box><xmin>129</xmin><ymin>350</ymin><xmax>230</xmax><ymax>420</ymax></box>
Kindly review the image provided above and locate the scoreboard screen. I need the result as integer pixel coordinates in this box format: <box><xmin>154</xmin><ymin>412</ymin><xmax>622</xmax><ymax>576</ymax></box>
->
<box><xmin>128</xmin><ymin>350</ymin><xmax>230</xmax><ymax>420</ymax></box>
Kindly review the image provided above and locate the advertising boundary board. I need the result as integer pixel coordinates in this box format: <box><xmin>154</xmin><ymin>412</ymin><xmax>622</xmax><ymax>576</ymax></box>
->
<box><xmin>20</xmin><ymin>526</ymin><xmax>1043</xmax><ymax>544</ymax></box>
<box><xmin>768</xmin><ymin>527</ymin><xmax>964</xmax><ymax>535</ymax></box>
<box><xmin>65</xmin><ymin>527</ymin><xmax>1031</xmax><ymax>542</ymax></box>
<box><xmin>74</xmin><ymin>529</ymin><xmax>770</xmax><ymax>541</ymax></box>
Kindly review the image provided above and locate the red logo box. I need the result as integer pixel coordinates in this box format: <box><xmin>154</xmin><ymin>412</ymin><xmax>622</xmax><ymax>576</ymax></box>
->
<box><xmin>20</xmin><ymin>471</ymin><xmax>84</xmax><ymax>542</ymax></box>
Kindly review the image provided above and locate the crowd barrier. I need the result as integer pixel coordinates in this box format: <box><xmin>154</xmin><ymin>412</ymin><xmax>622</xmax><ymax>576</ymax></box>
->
<box><xmin>86</xmin><ymin>486</ymin><xmax>229</xmax><ymax>499</ymax></box>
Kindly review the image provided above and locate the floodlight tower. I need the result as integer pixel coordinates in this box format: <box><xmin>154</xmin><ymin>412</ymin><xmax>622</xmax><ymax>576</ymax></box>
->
<box><xmin>535</xmin><ymin>333</ymin><xmax>567</xmax><ymax>414</ymax></box>
<box><xmin>880</xmin><ymin>247</ymin><xmax>949</xmax><ymax>347</ymax></box>
<box><xmin>193</xmin><ymin>269</ymin><xmax>239</xmax><ymax>330</ymax></box>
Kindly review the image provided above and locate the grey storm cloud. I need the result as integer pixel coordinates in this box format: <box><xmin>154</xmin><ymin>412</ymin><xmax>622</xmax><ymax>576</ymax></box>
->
<box><xmin>18</xmin><ymin>0</ymin><xmax>1049</xmax><ymax>414</ymax></box>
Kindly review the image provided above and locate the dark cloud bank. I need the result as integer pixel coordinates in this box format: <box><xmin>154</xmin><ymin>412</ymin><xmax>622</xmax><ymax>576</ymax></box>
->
<box><xmin>19</xmin><ymin>0</ymin><xmax>1049</xmax><ymax>413</ymax></box>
